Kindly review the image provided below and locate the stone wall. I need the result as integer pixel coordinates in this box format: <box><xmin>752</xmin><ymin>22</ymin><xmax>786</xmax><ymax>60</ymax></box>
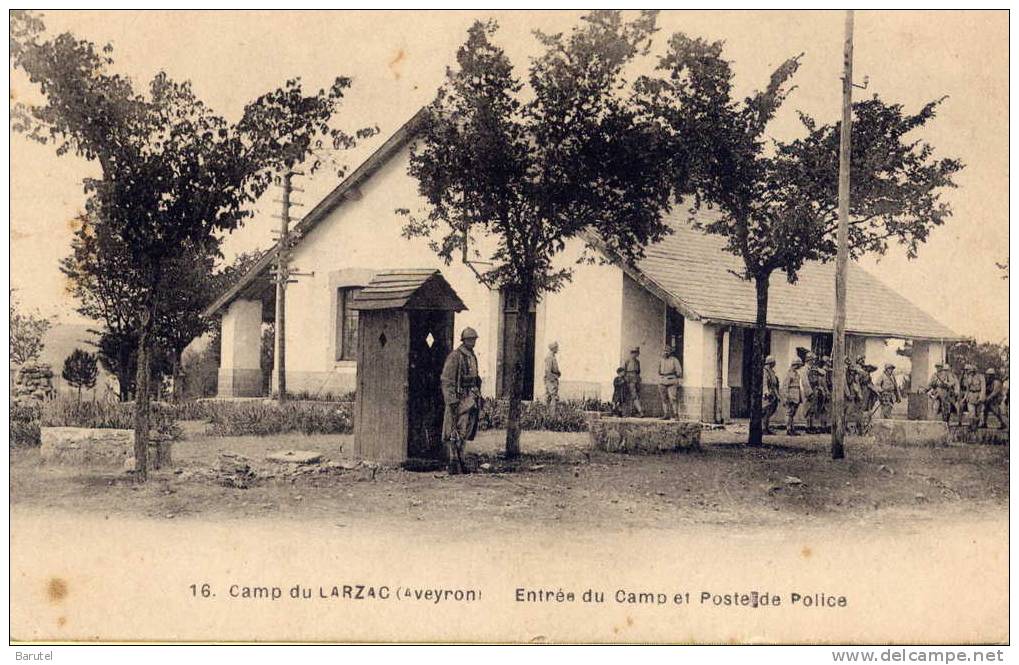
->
<box><xmin>40</xmin><ymin>427</ymin><xmax>172</xmax><ymax>470</ymax></box>
<box><xmin>589</xmin><ymin>414</ymin><xmax>701</xmax><ymax>454</ymax></box>
<box><xmin>13</xmin><ymin>362</ymin><xmax>55</xmax><ymax>404</ymax></box>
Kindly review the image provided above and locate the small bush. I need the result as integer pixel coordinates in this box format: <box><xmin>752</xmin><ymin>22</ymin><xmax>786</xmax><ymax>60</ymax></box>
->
<box><xmin>205</xmin><ymin>400</ymin><xmax>353</xmax><ymax>436</ymax></box>
<box><xmin>477</xmin><ymin>399</ymin><xmax>589</xmax><ymax>432</ymax></box>
<box><xmin>10</xmin><ymin>401</ymin><xmax>42</xmax><ymax>447</ymax></box>
<box><xmin>168</xmin><ymin>400</ymin><xmax>216</xmax><ymax>422</ymax></box>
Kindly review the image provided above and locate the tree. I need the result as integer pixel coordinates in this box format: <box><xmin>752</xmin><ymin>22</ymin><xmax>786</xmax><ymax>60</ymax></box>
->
<box><xmin>948</xmin><ymin>340</ymin><xmax>1008</xmax><ymax>374</ymax></box>
<box><xmin>637</xmin><ymin>33</ymin><xmax>963</xmax><ymax>447</ymax></box>
<box><xmin>401</xmin><ymin>12</ymin><xmax>676</xmax><ymax>458</ymax></box>
<box><xmin>12</xmin><ymin>11</ymin><xmax>371</xmax><ymax>479</ymax></box>
<box><xmin>10</xmin><ymin>290</ymin><xmax>52</xmax><ymax>367</ymax></box>
<box><xmin>62</xmin><ymin>347</ymin><xmax>98</xmax><ymax>401</ymax></box>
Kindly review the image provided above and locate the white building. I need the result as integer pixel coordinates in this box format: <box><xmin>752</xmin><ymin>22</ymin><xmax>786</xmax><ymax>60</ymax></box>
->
<box><xmin>206</xmin><ymin>110</ymin><xmax>963</xmax><ymax>421</ymax></box>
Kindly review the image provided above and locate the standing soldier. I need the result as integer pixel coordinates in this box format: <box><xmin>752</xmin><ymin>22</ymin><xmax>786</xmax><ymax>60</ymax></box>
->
<box><xmin>543</xmin><ymin>341</ymin><xmax>561</xmax><ymax>415</ymax></box>
<box><xmin>960</xmin><ymin>364</ymin><xmax>985</xmax><ymax>431</ymax></box>
<box><xmin>783</xmin><ymin>358</ymin><xmax>805</xmax><ymax>436</ymax></box>
<box><xmin>927</xmin><ymin>363</ymin><xmax>954</xmax><ymax>423</ymax></box>
<box><xmin>804</xmin><ymin>352</ymin><xmax>826</xmax><ymax>432</ymax></box>
<box><xmin>657</xmin><ymin>345</ymin><xmax>683</xmax><ymax>420</ymax></box>
<box><xmin>821</xmin><ymin>355</ymin><xmax>834</xmax><ymax>427</ymax></box>
<box><xmin>440</xmin><ymin>327</ymin><xmax>483</xmax><ymax>474</ymax></box>
<box><xmin>981</xmin><ymin>368</ymin><xmax>1007</xmax><ymax>429</ymax></box>
<box><xmin>763</xmin><ymin>355</ymin><xmax>781</xmax><ymax>435</ymax></box>
<box><xmin>624</xmin><ymin>347</ymin><xmax>643</xmax><ymax>417</ymax></box>
<box><xmin>877</xmin><ymin>363</ymin><xmax>902</xmax><ymax>419</ymax></box>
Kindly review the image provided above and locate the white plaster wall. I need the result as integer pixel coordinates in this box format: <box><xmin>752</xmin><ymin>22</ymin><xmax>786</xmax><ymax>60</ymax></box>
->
<box><xmin>220</xmin><ymin>299</ymin><xmax>262</xmax><ymax>370</ymax></box>
<box><xmin>537</xmin><ymin>243</ymin><xmax>623</xmax><ymax>398</ymax></box>
<box><xmin>620</xmin><ymin>273</ymin><xmax>666</xmax><ymax>381</ymax></box>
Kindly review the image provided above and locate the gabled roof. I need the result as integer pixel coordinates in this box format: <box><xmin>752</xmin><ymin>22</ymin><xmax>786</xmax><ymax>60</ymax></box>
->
<box><xmin>203</xmin><ymin>107</ymin><xmax>428</xmax><ymax>317</ymax></box>
<box><xmin>350</xmin><ymin>269</ymin><xmax>467</xmax><ymax>312</ymax></box>
<box><xmin>633</xmin><ymin>208</ymin><xmax>962</xmax><ymax>341</ymax></box>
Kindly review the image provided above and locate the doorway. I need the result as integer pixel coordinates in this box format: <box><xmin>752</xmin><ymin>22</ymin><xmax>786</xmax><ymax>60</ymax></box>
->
<box><xmin>497</xmin><ymin>289</ymin><xmax>536</xmax><ymax>400</ymax></box>
<box><xmin>407</xmin><ymin>309</ymin><xmax>454</xmax><ymax>460</ymax></box>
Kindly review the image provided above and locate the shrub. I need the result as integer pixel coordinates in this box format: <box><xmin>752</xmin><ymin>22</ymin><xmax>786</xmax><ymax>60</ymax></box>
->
<box><xmin>477</xmin><ymin>399</ymin><xmax>589</xmax><ymax>432</ymax></box>
<box><xmin>40</xmin><ymin>395</ymin><xmax>178</xmax><ymax>438</ymax></box>
<box><xmin>10</xmin><ymin>401</ymin><xmax>41</xmax><ymax>447</ymax></box>
<box><xmin>205</xmin><ymin>400</ymin><xmax>353</xmax><ymax>436</ymax></box>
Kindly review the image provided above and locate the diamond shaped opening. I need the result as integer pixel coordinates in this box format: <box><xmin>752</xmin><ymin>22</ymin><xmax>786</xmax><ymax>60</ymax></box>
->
<box><xmin>425</xmin><ymin>332</ymin><xmax>435</xmax><ymax>348</ymax></box>
<box><xmin>378</xmin><ymin>332</ymin><xmax>387</xmax><ymax>348</ymax></box>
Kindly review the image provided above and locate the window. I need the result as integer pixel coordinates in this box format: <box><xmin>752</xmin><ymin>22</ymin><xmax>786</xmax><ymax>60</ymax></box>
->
<box><xmin>665</xmin><ymin>306</ymin><xmax>685</xmax><ymax>365</ymax></box>
<box><xmin>336</xmin><ymin>287</ymin><xmax>362</xmax><ymax>361</ymax></box>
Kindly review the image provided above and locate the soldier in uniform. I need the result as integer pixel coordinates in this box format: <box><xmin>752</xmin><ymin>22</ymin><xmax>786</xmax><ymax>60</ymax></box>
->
<box><xmin>783</xmin><ymin>358</ymin><xmax>805</xmax><ymax>436</ymax></box>
<box><xmin>927</xmin><ymin>363</ymin><xmax>955</xmax><ymax>422</ymax></box>
<box><xmin>440</xmin><ymin>327</ymin><xmax>483</xmax><ymax>474</ymax></box>
<box><xmin>960</xmin><ymin>363</ymin><xmax>985</xmax><ymax>431</ymax></box>
<box><xmin>804</xmin><ymin>352</ymin><xmax>826</xmax><ymax>432</ymax></box>
<box><xmin>877</xmin><ymin>363</ymin><xmax>902</xmax><ymax>419</ymax></box>
<box><xmin>657</xmin><ymin>345</ymin><xmax>683</xmax><ymax>420</ymax></box>
<box><xmin>981</xmin><ymin>368</ymin><xmax>1007</xmax><ymax>429</ymax></box>
<box><xmin>543</xmin><ymin>341</ymin><xmax>561</xmax><ymax>415</ymax></box>
<box><xmin>762</xmin><ymin>355</ymin><xmax>781</xmax><ymax>435</ymax></box>
<box><xmin>624</xmin><ymin>347</ymin><xmax>643</xmax><ymax>417</ymax></box>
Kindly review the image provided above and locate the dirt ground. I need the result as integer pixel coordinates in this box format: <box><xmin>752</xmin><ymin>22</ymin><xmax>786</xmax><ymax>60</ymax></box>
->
<box><xmin>10</xmin><ymin>422</ymin><xmax>1008</xmax><ymax>535</ymax></box>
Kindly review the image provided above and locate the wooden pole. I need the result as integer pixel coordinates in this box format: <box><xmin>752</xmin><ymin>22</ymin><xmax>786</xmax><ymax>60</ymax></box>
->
<box><xmin>831</xmin><ymin>10</ymin><xmax>854</xmax><ymax>460</ymax></box>
<box><xmin>274</xmin><ymin>171</ymin><xmax>292</xmax><ymax>402</ymax></box>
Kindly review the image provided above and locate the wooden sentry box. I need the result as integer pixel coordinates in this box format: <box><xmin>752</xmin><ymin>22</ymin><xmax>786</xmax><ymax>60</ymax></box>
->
<box><xmin>350</xmin><ymin>270</ymin><xmax>467</xmax><ymax>463</ymax></box>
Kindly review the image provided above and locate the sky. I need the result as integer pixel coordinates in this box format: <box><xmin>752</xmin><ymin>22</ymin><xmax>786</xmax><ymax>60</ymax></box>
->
<box><xmin>8</xmin><ymin>10</ymin><xmax>1009</xmax><ymax>342</ymax></box>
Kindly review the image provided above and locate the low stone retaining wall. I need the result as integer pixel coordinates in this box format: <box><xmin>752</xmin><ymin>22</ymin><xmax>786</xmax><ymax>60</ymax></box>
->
<box><xmin>40</xmin><ymin>427</ymin><xmax>172</xmax><ymax>470</ymax></box>
<box><xmin>589</xmin><ymin>414</ymin><xmax>701</xmax><ymax>454</ymax></box>
<box><xmin>870</xmin><ymin>418</ymin><xmax>949</xmax><ymax>447</ymax></box>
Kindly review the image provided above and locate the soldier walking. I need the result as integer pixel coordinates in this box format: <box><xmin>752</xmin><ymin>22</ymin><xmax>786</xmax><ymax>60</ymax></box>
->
<box><xmin>624</xmin><ymin>347</ymin><xmax>643</xmax><ymax>417</ymax></box>
<box><xmin>981</xmin><ymin>368</ymin><xmax>1007</xmax><ymax>429</ymax></box>
<box><xmin>763</xmin><ymin>355</ymin><xmax>780</xmax><ymax>435</ymax></box>
<box><xmin>440</xmin><ymin>327</ymin><xmax>483</xmax><ymax>474</ymax></box>
<box><xmin>783</xmin><ymin>358</ymin><xmax>805</xmax><ymax>436</ymax></box>
<box><xmin>804</xmin><ymin>352</ymin><xmax>826</xmax><ymax>432</ymax></box>
<box><xmin>927</xmin><ymin>363</ymin><xmax>956</xmax><ymax>423</ymax></box>
<box><xmin>657</xmin><ymin>345</ymin><xmax>682</xmax><ymax>420</ymax></box>
<box><xmin>960</xmin><ymin>364</ymin><xmax>985</xmax><ymax>431</ymax></box>
<box><xmin>543</xmin><ymin>341</ymin><xmax>561</xmax><ymax>415</ymax></box>
<box><xmin>877</xmin><ymin>363</ymin><xmax>902</xmax><ymax>419</ymax></box>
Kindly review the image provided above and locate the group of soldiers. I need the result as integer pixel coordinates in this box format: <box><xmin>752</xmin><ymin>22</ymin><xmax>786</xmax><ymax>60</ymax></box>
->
<box><xmin>609</xmin><ymin>345</ymin><xmax>684</xmax><ymax>420</ymax></box>
<box><xmin>762</xmin><ymin>352</ymin><xmax>905</xmax><ymax>436</ymax></box>
<box><xmin>927</xmin><ymin>362</ymin><xmax>1008</xmax><ymax>431</ymax></box>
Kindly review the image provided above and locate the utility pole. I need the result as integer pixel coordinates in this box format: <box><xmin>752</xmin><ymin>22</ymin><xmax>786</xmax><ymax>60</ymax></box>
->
<box><xmin>271</xmin><ymin>170</ymin><xmax>310</xmax><ymax>402</ymax></box>
<box><xmin>831</xmin><ymin>10</ymin><xmax>855</xmax><ymax>460</ymax></box>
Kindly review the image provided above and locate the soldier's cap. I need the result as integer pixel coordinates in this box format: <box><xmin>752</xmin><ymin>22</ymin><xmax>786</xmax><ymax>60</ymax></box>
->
<box><xmin>935</xmin><ymin>363</ymin><xmax>945</xmax><ymax>369</ymax></box>
<box><xmin>663</xmin><ymin>345</ymin><xmax>673</xmax><ymax>352</ymax></box>
<box><xmin>549</xmin><ymin>341</ymin><xmax>558</xmax><ymax>350</ymax></box>
<box><xmin>616</xmin><ymin>366</ymin><xmax>625</xmax><ymax>373</ymax></box>
<box><xmin>791</xmin><ymin>359</ymin><xmax>804</xmax><ymax>367</ymax></box>
<box><xmin>805</xmin><ymin>351</ymin><xmax>816</xmax><ymax>360</ymax></box>
<box><xmin>764</xmin><ymin>356</ymin><xmax>776</xmax><ymax>365</ymax></box>
<box><xmin>460</xmin><ymin>327</ymin><xmax>479</xmax><ymax>340</ymax></box>
<box><xmin>986</xmin><ymin>368</ymin><xmax>997</xmax><ymax>375</ymax></box>
<box><xmin>856</xmin><ymin>355</ymin><xmax>866</xmax><ymax>362</ymax></box>
<box><xmin>884</xmin><ymin>363</ymin><xmax>895</xmax><ymax>370</ymax></box>
<box><xmin>630</xmin><ymin>346</ymin><xmax>640</xmax><ymax>354</ymax></box>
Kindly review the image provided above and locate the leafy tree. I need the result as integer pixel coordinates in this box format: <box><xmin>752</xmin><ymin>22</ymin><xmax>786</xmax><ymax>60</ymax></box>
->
<box><xmin>62</xmin><ymin>347</ymin><xmax>98</xmax><ymax>401</ymax></box>
<box><xmin>9</xmin><ymin>290</ymin><xmax>52</xmax><ymax>367</ymax></box>
<box><xmin>948</xmin><ymin>340</ymin><xmax>1008</xmax><ymax>375</ymax></box>
<box><xmin>637</xmin><ymin>33</ymin><xmax>963</xmax><ymax>447</ymax></box>
<box><xmin>401</xmin><ymin>12</ymin><xmax>675</xmax><ymax>457</ymax></box>
<box><xmin>11</xmin><ymin>11</ymin><xmax>370</xmax><ymax>479</ymax></box>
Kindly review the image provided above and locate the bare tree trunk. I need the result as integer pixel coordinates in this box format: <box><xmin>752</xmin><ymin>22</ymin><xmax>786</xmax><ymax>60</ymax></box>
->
<box><xmin>133</xmin><ymin>304</ymin><xmax>155</xmax><ymax>482</ymax></box>
<box><xmin>504</xmin><ymin>289</ymin><xmax>529</xmax><ymax>459</ymax></box>
<box><xmin>747</xmin><ymin>275</ymin><xmax>770</xmax><ymax>447</ymax></box>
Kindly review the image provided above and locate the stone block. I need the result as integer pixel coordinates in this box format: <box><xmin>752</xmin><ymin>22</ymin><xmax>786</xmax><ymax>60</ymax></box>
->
<box><xmin>40</xmin><ymin>427</ymin><xmax>172</xmax><ymax>469</ymax></box>
<box><xmin>588</xmin><ymin>414</ymin><xmax>701</xmax><ymax>454</ymax></box>
<box><xmin>870</xmin><ymin>418</ymin><xmax>949</xmax><ymax>447</ymax></box>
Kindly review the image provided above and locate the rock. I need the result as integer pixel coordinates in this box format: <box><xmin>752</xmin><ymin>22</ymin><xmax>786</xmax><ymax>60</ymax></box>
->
<box><xmin>266</xmin><ymin>450</ymin><xmax>323</xmax><ymax>465</ymax></box>
<box><xmin>784</xmin><ymin>475</ymin><xmax>804</xmax><ymax>486</ymax></box>
<box><xmin>479</xmin><ymin>463</ymin><xmax>492</xmax><ymax>471</ymax></box>
<box><xmin>529</xmin><ymin>464</ymin><xmax>546</xmax><ymax>471</ymax></box>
